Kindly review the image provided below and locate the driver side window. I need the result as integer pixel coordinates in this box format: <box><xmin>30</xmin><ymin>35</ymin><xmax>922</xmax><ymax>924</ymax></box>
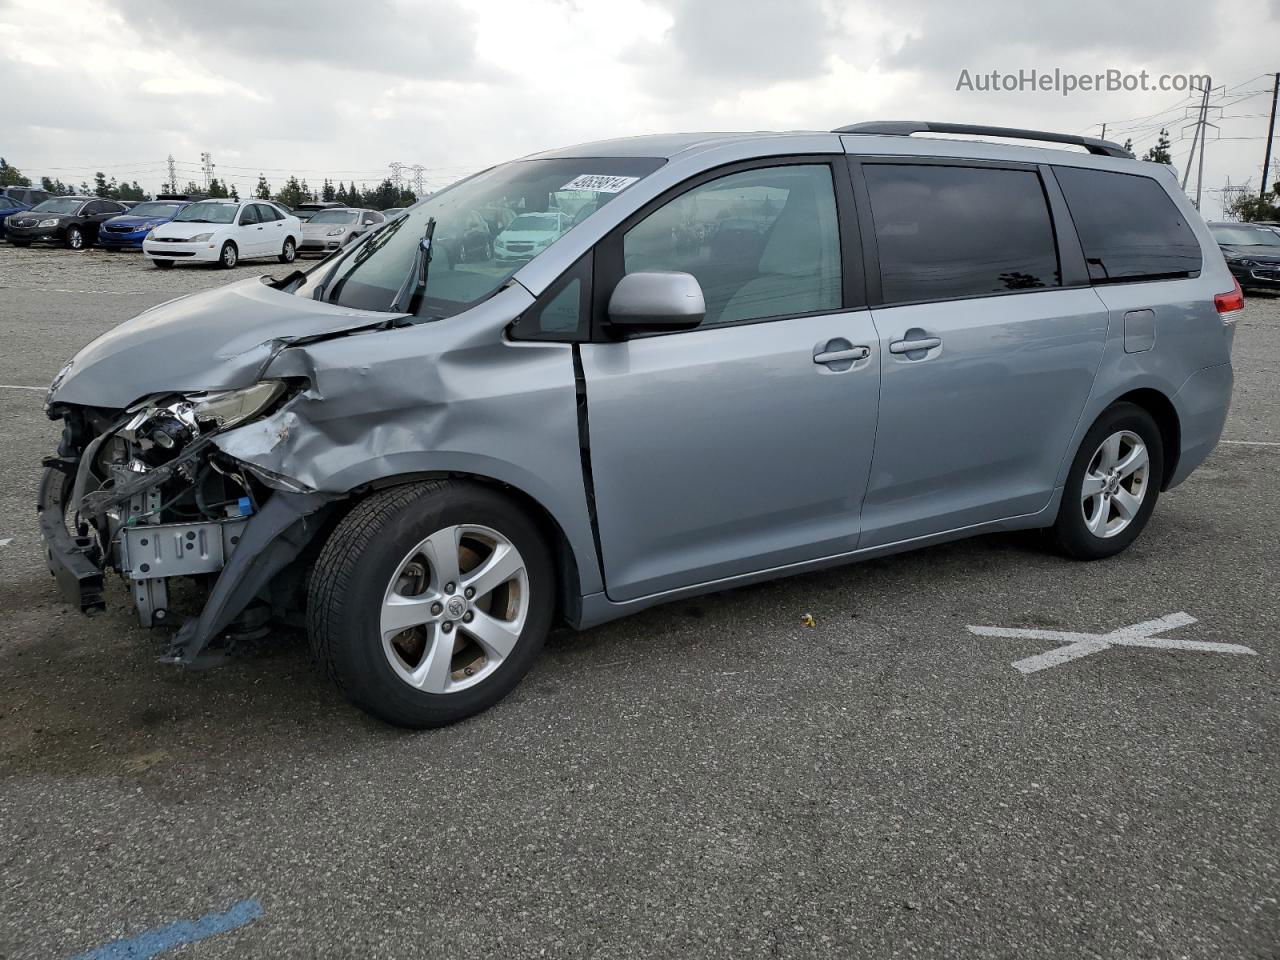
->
<box><xmin>622</xmin><ymin>164</ymin><xmax>842</xmax><ymax>326</ymax></box>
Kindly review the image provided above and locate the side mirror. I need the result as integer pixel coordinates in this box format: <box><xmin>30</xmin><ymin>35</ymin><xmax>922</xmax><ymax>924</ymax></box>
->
<box><xmin>607</xmin><ymin>271</ymin><xmax>705</xmax><ymax>332</ymax></box>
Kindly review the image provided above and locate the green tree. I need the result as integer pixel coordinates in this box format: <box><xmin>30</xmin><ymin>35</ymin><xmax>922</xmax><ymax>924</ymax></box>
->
<box><xmin>1142</xmin><ymin>129</ymin><xmax>1173</xmax><ymax>165</ymax></box>
<box><xmin>397</xmin><ymin>188</ymin><xmax>417</xmax><ymax>207</ymax></box>
<box><xmin>321</xmin><ymin>178</ymin><xmax>336</xmax><ymax>202</ymax></box>
<box><xmin>1121</xmin><ymin>138</ymin><xmax>1133</xmax><ymax>154</ymax></box>
<box><xmin>229</xmin><ymin>184</ymin><xmax>240</xmax><ymax>201</ymax></box>
<box><xmin>1226</xmin><ymin>190</ymin><xmax>1280</xmax><ymax>223</ymax></box>
<box><xmin>276</xmin><ymin>175</ymin><xmax>306</xmax><ymax>209</ymax></box>
<box><xmin>366</xmin><ymin>177</ymin><xmax>399</xmax><ymax>210</ymax></box>
<box><xmin>299</xmin><ymin>178</ymin><xmax>314</xmax><ymax>202</ymax></box>
<box><xmin>93</xmin><ymin>172</ymin><xmax>113</xmax><ymax>198</ymax></box>
<box><xmin>0</xmin><ymin>158</ymin><xmax>31</xmax><ymax>187</ymax></box>
<box><xmin>206</xmin><ymin>177</ymin><xmax>229</xmax><ymax>198</ymax></box>
<box><xmin>255</xmin><ymin>174</ymin><xmax>271</xmax><ymax>200</ymax></box>
<box><xmin>117</xmin><ymin>181</ymin><xmax>148</xmax><ymax>201</ymax></box>
<box><xmin>41</xmin><ymin>176</ymin><xmax>70</xmax><ymax>195</ymax></box>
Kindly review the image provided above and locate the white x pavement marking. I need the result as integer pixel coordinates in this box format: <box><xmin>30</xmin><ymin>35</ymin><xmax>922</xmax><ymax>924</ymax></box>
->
<box><xmin>967</xmin><ymin>612</ymin><xmax>1257</xmax><ymax>674</ymax></box>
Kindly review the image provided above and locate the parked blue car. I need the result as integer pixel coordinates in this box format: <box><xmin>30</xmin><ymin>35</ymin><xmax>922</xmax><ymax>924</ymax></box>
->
<box><xmin>0</xmin><ymin>194</ymin><xmax>30</xmax><ymax>239</ymax></box>
<box><xmin>98</xmin><ymin>198</ymin><xmax>192</xmax><ymax>249</ymax></box>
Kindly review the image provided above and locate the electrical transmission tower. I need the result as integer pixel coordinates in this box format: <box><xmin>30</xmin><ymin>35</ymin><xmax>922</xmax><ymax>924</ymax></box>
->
<box><xmin>411</xmin><ymin>164</ymin><xmax>425</xmax><ymax>196</ymax></box>
<box><xmin>389</xmin><ymin>162</ymin><xmax>404</xmax><ymax>191</ymax></box>
<box><xmin>200</xmin><ymin>152</ymin><xmax>215</xmax><ymax>190</ymax></box>
<box><xmin>166</xmin><ymin>154</ymin><xmax>177</xmax><ymax>193</ymax></box>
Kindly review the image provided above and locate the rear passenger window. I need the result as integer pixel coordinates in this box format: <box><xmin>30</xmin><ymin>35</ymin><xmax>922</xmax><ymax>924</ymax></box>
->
<box><xmin>623</xmin><ymin>164</ymin><xmax>842</xmax><ymax>326</ymax></box>
<box><xmin>1053</xmin><ymin>166</ymin><xmax>1201</xmax><ymax>282</ymax></box>
<box><xmin>863</xmin><ymin>164</ymin><xmax>1061</xmax><ymax>304</ymax></box>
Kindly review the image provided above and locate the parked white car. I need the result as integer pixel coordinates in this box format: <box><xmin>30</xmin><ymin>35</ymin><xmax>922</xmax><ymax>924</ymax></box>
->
<box><xmin>493</xmin><ymin>210</ymin><xmax>570</xmax><ymax>265</ymax></box>
<box><xmin>143</xmin><ymin>199</ymin><xmax>301</xmax><ymax>269</ymax></box>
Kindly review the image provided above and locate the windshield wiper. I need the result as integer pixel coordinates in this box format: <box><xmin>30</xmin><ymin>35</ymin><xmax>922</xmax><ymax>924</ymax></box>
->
<box><xmin>323</xmin><ymin>214</ymin><xmax>410</xmax><ymax>303</ymax></box>
<box><xmin>390</xmin><ymin>217</ymin><xmax>437</xmax><ymax>315</ymax></box>
<box><xmin>180</xmin><ymin>218</ymin><xmax>212</xmax><ymax>224</ymax></box>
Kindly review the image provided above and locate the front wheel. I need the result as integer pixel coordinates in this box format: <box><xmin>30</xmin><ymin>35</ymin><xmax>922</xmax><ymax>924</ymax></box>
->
<box><xmin>1050</xmin><ymin>402</ymin><xmax>1164</xmax><ymax>560</ymax></box>
<box><xmin>308</xmin><ymin>480</ymin><xmax>555</xmax><ymax>728</ymax></box>
<box><xmin>65</xmin><ymin>226</ymin><xmax>87</xmax><ymax>250</ymax></box>
<box><xmin>278</xmin><ymin>237</ymin><xmax>296</xmax><ymax>264</ymax></box>
<box><xmin>217</xmin><ymin>241</ymin><xmax>238</xmax><ymax>269</ymax></box>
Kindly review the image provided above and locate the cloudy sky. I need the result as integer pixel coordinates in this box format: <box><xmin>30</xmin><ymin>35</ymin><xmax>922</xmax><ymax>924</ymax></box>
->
<box><xmin>2</xmin><ymin>0</ymin><xmax>1278</xmax><ymax>216</ymax></box>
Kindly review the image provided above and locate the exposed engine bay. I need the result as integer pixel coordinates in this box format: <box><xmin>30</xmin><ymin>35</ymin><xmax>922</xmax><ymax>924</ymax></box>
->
<box><xmin>39</xmin><ymin>381</ymin><xmax>335</xmax><ymax>665</ymax></box>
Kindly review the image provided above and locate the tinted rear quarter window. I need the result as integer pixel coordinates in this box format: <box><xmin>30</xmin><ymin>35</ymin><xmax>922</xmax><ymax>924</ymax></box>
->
<box><xmin>1053</xmin><ymin>166</ymin><xmax>1201</xmax><ymax>282</ymax></box>
<box><xmin>862</xmin><ymin>164</ymin><xmax>1061</xmax><ymax>304</ymax></box>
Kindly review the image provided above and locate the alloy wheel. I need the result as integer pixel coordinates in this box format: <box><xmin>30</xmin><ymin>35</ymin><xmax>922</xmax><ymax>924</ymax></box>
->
<box><xmin>1080</xmin><ymin>430</ymin><xmax>1150</xmax><ymax>538</ymax></box>
<box><xmin>379</xmin><ymin>524</ymin><xmax>529</xmax><ymax>694</ymax></box>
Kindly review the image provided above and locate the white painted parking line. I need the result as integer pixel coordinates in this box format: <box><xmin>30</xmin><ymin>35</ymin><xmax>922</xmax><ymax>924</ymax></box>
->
<box><xmin>0</xmin><ymin>384</ymin><xmax>45</xmax><ymax>392</ymax></box>
<box><xmin>1221</xmin><ymin>439</ymin><xmax>1280</xmax><ymax>447</ymax></box>
<box><xmin>968</xmin><ymin>612</ymin><xmax>1257</xmax><ymax>674</ymax></box>
<box><xmin>0</xmin><ymin>538</ymin><xmax>11</xmax><ymax>547</ymax></box>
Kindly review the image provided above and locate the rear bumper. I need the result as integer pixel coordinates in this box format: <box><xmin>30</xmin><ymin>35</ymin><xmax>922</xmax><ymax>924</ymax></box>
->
<box><xmin>1167</xmin><ymin>362</ymin><xmax>1234</xmax><ymax>488</ymax></box>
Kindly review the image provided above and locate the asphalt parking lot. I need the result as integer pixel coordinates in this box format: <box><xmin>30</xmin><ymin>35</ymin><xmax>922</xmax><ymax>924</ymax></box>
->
<box><xmin>0</xmin><ymin>244</ymin><xmax>1277</xmax><ymax>959</ymax></box>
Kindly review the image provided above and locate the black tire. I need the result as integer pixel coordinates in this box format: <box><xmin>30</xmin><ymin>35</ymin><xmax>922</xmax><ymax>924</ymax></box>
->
<box><xmin>152</xmin><ymin>259</ymin><xmax>174</xmax><ymax>269</ymax></box>
<box><xmin>308</xmin><ymin>480</ymin><xmax>555</xmax><ymax>728</ymax></box>
<box><xmin>278</xmin><ymin>237</ymin><xmax>297</xmax><ymax>264</ymax></box>
<box><xmin>1050</xmin><ymin>402</ymin><xmax>1164</xmax><ymax>560</ymax></box>
<box><xmin>218</xmin><ymin>241</ymin><xmax>238</xmax><ymax>269</ymax></box>
<box><xmin>65</xmin><ymin>226</ymin><xmax>87</xmax><ymax>250</ymax></box>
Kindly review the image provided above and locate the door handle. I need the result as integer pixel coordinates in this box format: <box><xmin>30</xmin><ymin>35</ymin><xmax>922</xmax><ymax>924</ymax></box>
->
<box><xmin>889</xmin><ymin>336</ymin><xmax>941</xmax><ymax>355</ymax></box>
<box><xmin>814</xmin><ymin>346</ymin><xmax>871</xmax><ymax>364</ymax></box>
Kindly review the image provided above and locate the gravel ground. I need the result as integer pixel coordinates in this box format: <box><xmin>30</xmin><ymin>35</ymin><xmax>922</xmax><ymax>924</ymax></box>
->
<box><xmin>0</xmin><ymin>244</ymin><xmax>1276</xmax><ymax>959</ymax></box>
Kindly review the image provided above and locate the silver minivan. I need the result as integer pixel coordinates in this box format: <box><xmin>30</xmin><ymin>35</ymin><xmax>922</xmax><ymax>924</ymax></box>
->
<box><xmin>40</xmin><ymin>122</ymin><xmax>1238</xmax><ymax>727</ymax></box>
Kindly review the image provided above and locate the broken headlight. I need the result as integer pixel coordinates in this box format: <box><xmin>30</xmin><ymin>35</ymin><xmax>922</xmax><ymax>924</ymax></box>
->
<box><xmin>191</xmin><ymin>381</ymin><xmax>286</xmax><ymax>431</ymax></box>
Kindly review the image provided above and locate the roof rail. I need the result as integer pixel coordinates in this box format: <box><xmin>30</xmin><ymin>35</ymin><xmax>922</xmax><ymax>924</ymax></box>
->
<box><xmin>833</xmin><ymin>121</ymin><xmax>1134</xmax><ymax>159</ymax></box>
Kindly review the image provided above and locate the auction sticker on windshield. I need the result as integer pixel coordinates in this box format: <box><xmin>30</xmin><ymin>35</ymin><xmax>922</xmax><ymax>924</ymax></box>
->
<box><xmin>560</xmin><ymin>174</ymin><xmax>640</xmax><ymax>193</ymax></box>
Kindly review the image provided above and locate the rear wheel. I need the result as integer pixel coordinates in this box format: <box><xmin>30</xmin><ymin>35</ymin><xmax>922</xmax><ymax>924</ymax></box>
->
<box><xmin>152</xmin><ymin>259</ymin><xmax>174</xmax><ymax>269</ymax></box>
<box><xmin>308</xmin><ymin>480</ymin><xmax>554</xmax><ymax>728</ymax></box>
<box><xmin>1050</xmin><ymin>402</ymin><xmax>1164</xmax><ymax>559</ymax></box>
<box><xmin>218</xmin><ymin>241</ymin><xmax>238</xmax><ymax>269</ymax></box>
<box><xmin>278</xmin><ymin>237</ymin><xmax>296</xmax><ymax>264</ymax></box>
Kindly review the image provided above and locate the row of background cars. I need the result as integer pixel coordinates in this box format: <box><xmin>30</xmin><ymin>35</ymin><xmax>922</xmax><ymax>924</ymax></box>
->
<box><xmin>0</xmin><ymin>190</ymin><xmax>401</xmax><ymax>268</ymax></box>
<box><xmin>0</xmin><ymin>184</ymin><xmax>585</xmax><ymax>273</ymax></box>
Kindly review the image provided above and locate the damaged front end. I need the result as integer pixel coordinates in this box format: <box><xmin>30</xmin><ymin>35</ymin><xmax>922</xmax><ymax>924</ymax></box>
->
<box><xmin>40</xmin><ymin>384</ymin><xmax>337</xmax><ymax>666</ymax></box>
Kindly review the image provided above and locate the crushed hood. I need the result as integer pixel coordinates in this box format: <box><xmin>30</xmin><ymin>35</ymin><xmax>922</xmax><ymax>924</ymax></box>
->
<box><xmin>49</xmin><ymin>277</ymin><xmax>406</xmax><ymax>409</ymax></box>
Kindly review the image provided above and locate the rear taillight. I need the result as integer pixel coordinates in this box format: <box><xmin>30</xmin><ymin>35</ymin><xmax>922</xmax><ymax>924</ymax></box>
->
<box><xmin>1215</xmin><ymin>279</ymin><xmax>1244</xmax><ymax>324</ymax></box>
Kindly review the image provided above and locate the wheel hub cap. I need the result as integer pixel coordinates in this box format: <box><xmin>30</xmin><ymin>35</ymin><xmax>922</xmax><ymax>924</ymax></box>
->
<box><xmin>1080</xmin><ymin>429</ymin><xmax>1150</xmax><ymax>539</ymax></box>
<box><xmin>378</xmin><ymin>524</ymin><xmax>529</xmax><ymax>694</ymax></box>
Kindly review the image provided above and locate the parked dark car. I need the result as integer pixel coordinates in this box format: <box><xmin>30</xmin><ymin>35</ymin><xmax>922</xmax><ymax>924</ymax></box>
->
<box><xmin>1208</xmin><ymin>221</ymin><xmax>1280</xmax><ymax>293</ymax></box>
<box><xmin>291</xmin><ymin>201</ymin><xmax>345</xmax><ymax>223</ymax></box>
<box><xmin>0</xmin><ymin>193</ymin><xmax>30</xmax><ymax>239</ymax></box>
<box><xmin>1</xmin><ymin>185</ymin><xmax>52</xmax><ymax>207</ymax></box>
<box><xmin>98</xmin><ymin>199</ymin><xmax>192</xmax><ymax>250</ymax></box>
<box><xmin>4</xmin><ymin>196</ymin><xmax>128</xmax><ymax>249</ymax></box>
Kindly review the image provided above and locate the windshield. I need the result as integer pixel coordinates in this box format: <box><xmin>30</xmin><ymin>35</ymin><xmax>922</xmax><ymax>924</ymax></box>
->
<box><xmin>507</xmin><ymin>213</ymin><xmax>561</xmax><ymax>232</ymax></box>
<box><xmin>32</xmin><ymin>198</ymin><xmax>84</xmax><ymax>215</ymax></box>
<box><xmin>174</xmin><ymin>201</ymin><xmax>239</xmax><ymax>224</ymax></box>
<box><xmin>308</xmin><ymin>210</ymin><xmax>359</xmax><ymax>224</ymax></box>
<box><xmin>304</xmin><ymin>156</ymin><xmax>663</xmax><ymax>315</ymax></box>
<box><xmin>1211</xmin><ymin>224</ymin><xmax>1280</xmax><ymax>246</ymax></box>
<box><xmin>128</xmin><ymin>202</ymin><xmax>185</xmax><ymax>218</ymax></box>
